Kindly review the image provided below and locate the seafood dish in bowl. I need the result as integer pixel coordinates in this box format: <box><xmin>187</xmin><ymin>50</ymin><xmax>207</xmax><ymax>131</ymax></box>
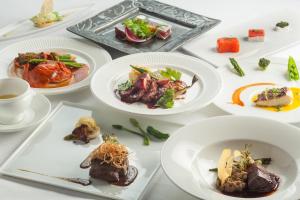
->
<box><xmin>12</xmin><ymin>51</ymin><xmax>89</xmax><ymax>88</ymax></box>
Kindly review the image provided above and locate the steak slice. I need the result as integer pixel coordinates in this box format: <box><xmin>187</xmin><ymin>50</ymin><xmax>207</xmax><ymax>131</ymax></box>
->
<box><xmin>141</xmin><ymin>80</ymin><xmax>158</xmax><ymax>103</ymax></box>
<box><xmin>89</xmin><ymin>159</ymin><xmax>128</xmax><ymax>183</ymax></box>
<box><xmin>247</xmin><ymin>164</ymin><xmax>280</xmax><ymax>193</ymax></box>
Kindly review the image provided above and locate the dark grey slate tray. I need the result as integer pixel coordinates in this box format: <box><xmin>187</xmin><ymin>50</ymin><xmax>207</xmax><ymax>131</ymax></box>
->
<box><xmin>67</xmin><ymin>0</ymin><xmax>220</xmax><ymax>54</ymax></box>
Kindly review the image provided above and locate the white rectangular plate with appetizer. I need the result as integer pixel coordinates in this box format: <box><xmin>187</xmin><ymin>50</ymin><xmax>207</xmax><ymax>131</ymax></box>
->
<box><xmin>0</xmin><ymin>102</ymin><xmax>182</xmax><ymax>200</ymax></box>
<box><xmin>183</xmin><ymin>10</ymin><xmax>300</xmax><ymax>68</ymax></box>
<box><xmin>0</xmin><ymin>0</ymin><xmax>94</xmax><ymax>41</ymax></box>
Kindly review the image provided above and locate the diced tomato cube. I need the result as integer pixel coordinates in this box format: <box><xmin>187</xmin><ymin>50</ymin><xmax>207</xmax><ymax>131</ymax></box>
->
<box><xmin>217</xmin><ymin>37</ymin><xmax>240</xmax><ymax>53</ymax></box>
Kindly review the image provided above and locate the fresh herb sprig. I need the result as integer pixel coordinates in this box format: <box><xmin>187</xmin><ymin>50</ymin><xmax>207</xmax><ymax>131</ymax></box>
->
<box><xmin>208</xmin><ymin>157</ymin><xmax>272</xmax><ymax>172</ymax></box>
<box><xmin>112</xmin><ymin>118</ymin><xmax>170</xmax><ymax>146</ymax></box>
<box><xmin>229</xmin><ymin>58</ymin><xmax>245</xmax><ymax>77</ymax></box>
<box><xmin>288</xmin><ymin>56</ymin><xmax>299</xmax><ymax>81</ymax></box>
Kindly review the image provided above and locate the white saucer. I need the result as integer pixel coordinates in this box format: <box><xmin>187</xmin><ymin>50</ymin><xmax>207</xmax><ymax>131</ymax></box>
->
<box><xmin>0</xmin><ymin>94</ymin><xmax>51</xmax><ymax>133</ymax></box>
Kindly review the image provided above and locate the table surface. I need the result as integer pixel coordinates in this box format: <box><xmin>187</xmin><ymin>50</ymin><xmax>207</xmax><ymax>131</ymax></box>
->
<box><xmin>1</xmin><ymin>0</ymin><xmax>300</xmax><ymax>199</ymax></box>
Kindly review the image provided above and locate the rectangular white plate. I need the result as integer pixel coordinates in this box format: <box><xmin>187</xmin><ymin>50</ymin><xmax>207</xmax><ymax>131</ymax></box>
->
<box><xmin>183</xmin><ymin>10</ymin><xmax>300</xmax><ymax>68</ymax></box>
<box><xmin>0</xmin><ymin>102</ymin><xmax>182</xmax><ymax>200</ymax></box>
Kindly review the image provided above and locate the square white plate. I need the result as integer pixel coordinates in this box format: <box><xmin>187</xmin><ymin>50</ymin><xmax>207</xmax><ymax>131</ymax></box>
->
<box><xmin>0</xmin><ymin>102</ymin><xmax>182</xmax><ymax>200</ymax></box>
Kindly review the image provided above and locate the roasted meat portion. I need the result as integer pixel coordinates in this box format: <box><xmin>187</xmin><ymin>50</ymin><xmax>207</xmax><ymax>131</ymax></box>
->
<box><xmin>118</xmin><ymin>73</ymin><xmax>187</xmax><ymax>108</ymax></box>
<box><xmin>247</xmin><ymin>164</ymin><xmax>280</xmax><ymax>193</ymax></box>
<box><xmin>80</xmin><ymin>135</ymin><xmax>138</xmax><ymax>186</ymax></box>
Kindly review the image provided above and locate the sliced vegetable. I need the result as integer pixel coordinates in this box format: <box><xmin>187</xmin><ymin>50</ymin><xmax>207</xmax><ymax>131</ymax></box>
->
<box><xmin>229</xmin><ymin>58</ymin><xmax>245</xmax><ymax>77</ymax></box>
<box><xmin>156</xmin><ymin>89</ymin><xmax>175</xmax><ymax>108</ymax></box>
<box><xmin>129</xmin><ymin>118</ymin><xmax>150</xmax><ymax>145</ymax></box>
<box><xmin>61</xmin><ymin>62</ymin><xmax>83</xmax><ymax>68</ymax></box>
<box><xmin>29</xmin><ymin>58</ymin><xmax>47</xmax><ymax>64</ymax></box>
<box><xmin>160</xmin><ymin>67</ymin><xmax>182</xmax><ymax>81</ymax></box>
<box><xmin>258</xmin><ymin>58</ymin><xmax>271</xmax><ymax>70</ymax></box>
<box><xmin>288</xmin><ymin>56</ymin><xmax>299</xmax><ymax>81</ymax></box>
<box><xmin>146</xmin><ymin>126</ymin><xmax>169</xmax><ymax>140</ymax></box>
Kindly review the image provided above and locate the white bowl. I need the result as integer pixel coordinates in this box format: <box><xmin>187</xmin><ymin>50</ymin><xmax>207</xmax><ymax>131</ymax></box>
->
<box><xmin>161</xmin><ymin>116</ymin><xmax>300</xmax><ymax>200</ymax></box>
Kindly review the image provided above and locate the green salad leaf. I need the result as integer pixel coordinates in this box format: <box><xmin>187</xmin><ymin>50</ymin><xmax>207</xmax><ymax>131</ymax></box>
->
<box><xmin>156</xmin><ymin>89</ymin><xmax>175</xmax><ymax>108</ymax></box>
<box><xmin>288</xmin><ymin>56</ymin><xmax>299</xmax><ymax>81</ymax></box>
<box><xmin>160</xmin><ymin>67</ymin><xmax>182</xmax><ymax>81</ymax></box>
<box><xmin>123</xmin><ymin>18</ymin><xmax>155</xmax><ymax>39</ymax></box>
<box><xmin>118</xmin><ymin>80</ymin><xmax>132</xmax><ymax>91</ymax></box>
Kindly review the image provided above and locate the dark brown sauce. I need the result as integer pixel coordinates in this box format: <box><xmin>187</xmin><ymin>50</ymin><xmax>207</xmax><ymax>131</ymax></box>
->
<box><xmin>18</xmin><ymin>169</ymin><xmax>91</xmax><ymax>186</ymax></box>
<box><xmin>222</xmin><ymin>183</ymin><xmax>279</xmax><ymax>198</ymax></box>
<box><xmin>110</xmin><ymin>166</ymin><xmax>138</xmax><ymax>186</ymax></box>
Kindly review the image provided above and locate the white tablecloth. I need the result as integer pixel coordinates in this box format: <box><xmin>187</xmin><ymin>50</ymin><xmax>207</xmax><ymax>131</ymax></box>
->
<box><xmin>1</xmin><ymin>0</ymin><xmax>300</xmax><ymax>199</ymax></box>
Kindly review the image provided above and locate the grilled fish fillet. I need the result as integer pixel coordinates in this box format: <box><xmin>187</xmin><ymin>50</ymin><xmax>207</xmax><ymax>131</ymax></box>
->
<box><xmin>254</xmin><ymin>87</ymin><xmax>293</xmax><ymax>107</ymax></box>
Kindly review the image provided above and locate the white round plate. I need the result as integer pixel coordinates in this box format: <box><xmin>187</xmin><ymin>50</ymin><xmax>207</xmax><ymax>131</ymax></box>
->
<box><xmin>0</xmin><ymin>37</ymin><xmax>112</xmax><ymax>95</ymax></box>
<box><xmin>0</xmin><ymin>4</ymin><xmax>94</xmax><ymax>41</ymax></box>
<box><xmin>0</xmin><ymin>93</ymin><xmax>51</xmax><ymax>133</ymax></box>
<box><xmin>91</xmin><ymin>52</ymin><xmax>222</xmax><ymax>116</ymax></box>
<box><xmin>161</xmin><ymin>116</ymin><xmax>300</xmax><ymax>200</ymax></box>
<box><xmin>213</xmin><ymin>59</ymin><xmax>300</xmax><ymax>123</ymax></box>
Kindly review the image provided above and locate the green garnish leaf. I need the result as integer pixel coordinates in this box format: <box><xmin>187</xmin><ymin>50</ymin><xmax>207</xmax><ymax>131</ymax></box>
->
<box><xmin>160</xmin><ymin>67</ymin><xmax>182</xmax><ymax>81</ymax></box>
<box><xmin>276</xmin><ymin>21</ymin><xmax>289</xmax><ymax>28</ymax></box>
<box><xmin>130</xmin><ymin>65</ymin><xmax>150</xmax><ymax>73</ymax></box>
<box><xmin>258</xmin><ymin>58</ymin><xmax>271</xmax><ymax>70</ymax></box>
<box><xmin>123</xmin><ymin>18</ymin><xmax>155</xmax><ymax>39</ymax></box>
<box><xmin>118</xmin><ymin>80</ymin><xmax>132</xmax><ymax>91</ymax></box>
<box><xmin>156</xmin><ymin>89</ymin><xmax>175</xmax><ymax>109</ymax></box>
<box><xmin>288</xmin><ymin>56</ymin><xmax>299</xmax><ymax>81</ymax></box>
<box><xmin>229</xmin><ymin>58</ymin><xmax>245</xmax><ymax>77</ymax></box>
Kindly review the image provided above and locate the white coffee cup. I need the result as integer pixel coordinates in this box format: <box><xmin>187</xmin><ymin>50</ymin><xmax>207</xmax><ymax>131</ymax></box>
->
<box><xmin>0</xmin><ymin>78</ymin><xmax>34</xmax><ymax>125</ymax></box>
